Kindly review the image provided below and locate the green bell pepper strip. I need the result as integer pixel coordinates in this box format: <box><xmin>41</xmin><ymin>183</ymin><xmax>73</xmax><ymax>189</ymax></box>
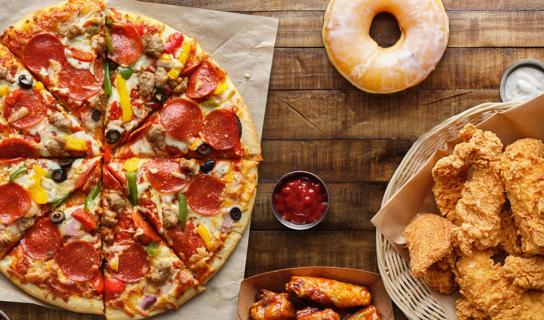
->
<box><xmin>145</xmin><ymin>241</ymin><xmax>160</xmax><ymax>257</ymax></box>
<box><xmin>178</xmin><ymin>193</ymin><xmax>187</xmax><ymax>229</ymax></box>
<box><xmin>118</xmin><ymin>67</ymin><xmax>133</xmax><ymax>80</ymax></box>
<box><xmin>103</xmin><ymin>61</ymin><xmax>112</xmax><ymax>96</ymax></box>
<box><xmin>85</xmin><ymin>183</ymin><xmax>101</xmax><ymax>211</ymax></box>
<box><xmin>126</xmin><ymin>172</ymin><xmax>138</xmax><ymax>206</ymax></box>
<box><xmin>9</xmin><ymin>165</ymin><xmax>27</xmax><ymax>181</ymax></box>
<box><xmin>50</xmin><ymin>192</ymin><xmax>72</xmax><ymax>209</ymax></box>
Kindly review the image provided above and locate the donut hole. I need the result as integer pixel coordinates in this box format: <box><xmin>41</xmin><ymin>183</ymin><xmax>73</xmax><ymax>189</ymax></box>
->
<box><xmin>369</xmin><ymin>12</ymin><xmax>401</xmax><ymax>48</ymax></box>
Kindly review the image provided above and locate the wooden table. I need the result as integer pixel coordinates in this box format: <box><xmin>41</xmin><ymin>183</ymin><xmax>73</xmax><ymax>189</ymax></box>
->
<box><xmin>2</xmin><ymin>0</ymin><xmax>544</xmax><ymax>319</ymax></box>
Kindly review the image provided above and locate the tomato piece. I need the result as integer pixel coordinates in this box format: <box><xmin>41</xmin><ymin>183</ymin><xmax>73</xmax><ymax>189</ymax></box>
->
<box><xmin>71</xmin><ymin>207</ymin><xmax>97</xmax><ymax>232</ymax></box>
<box><xmin>132</xmin><ymin>211</ymin><xmax>161</xmax><ymax>245</ymax></box>
<box><xmin>105</xmin><ymin>277</ymin><xmax>125</xmax><ymax>298</ymax></box>
<box><xmin>92</xmin><ymin>274</ymin><xmax>104</xmax><ymax>294</ymax></box>
<box><xmin>164</xmin><ymin>32</ymin><xmax>184</xmax><ymax>54</ymax></box>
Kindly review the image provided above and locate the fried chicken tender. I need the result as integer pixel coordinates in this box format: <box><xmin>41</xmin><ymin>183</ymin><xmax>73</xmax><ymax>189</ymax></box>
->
<box><xmin>455</xmin><ymin>250</ymin><xmax>523</xmax><ymax>319</ymax></box>
<box><xmin>432</xmin><ymin>124</ymin><xmax>505</xmax><ymax>255</ymax></box>
<box><xmin>499</xmin><ymin>206</ymin><xmax>523</xmax><ymax>255</ymax></box>
<box><xmin>250</xmin><ymin>289</ymin><xmax>296</xmax><ymax>320</ymax></box>
<box><xmin>403</xmin><ymin>213</ymin><xmax>456</xmax><ymax>294</ymax></box>
<box><xmin>500</xmin><ymin>138</ymin><xmax>544</xmax><ymax>255</ymax></box>
<box><xmin>455</xmin><ymin>297</ymin><xmax>488</xmax><ymax>320</ymax></box>
<box><xmin>285</xmin><ymin>276</ymin><xmax>371</xmax><ymax>308</ymax></box>
<box><xmin>502</xmin><ymin>256</ymin><xmax>544</xmax><ymax>290</ymax></box>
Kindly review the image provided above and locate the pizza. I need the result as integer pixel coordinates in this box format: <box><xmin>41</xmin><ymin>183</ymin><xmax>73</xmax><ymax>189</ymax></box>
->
<box><xmin>0</xmin><ymin>0</ymin><xmax>261</xmax><ymax>319</ymax></box>
<box><xmin>0</xmin><ymin>45</ymin><xmax>102</xmax><ymax>157</ymax></box>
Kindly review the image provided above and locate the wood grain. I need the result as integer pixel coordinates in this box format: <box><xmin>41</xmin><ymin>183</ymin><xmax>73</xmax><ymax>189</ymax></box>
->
<box><xmin>270</xmin><ymin>47</ymin><xmax>544</xmax><ymax>90</ymax></box>
<box><xmin>255</xmin><ymin>10</ymin><xmax>544</xmax><ymax>48</ymax></box>
<box><xmin>263</xmin><ymin>89</ymin><xmax>500</xmax><ymax>140</ymax></box>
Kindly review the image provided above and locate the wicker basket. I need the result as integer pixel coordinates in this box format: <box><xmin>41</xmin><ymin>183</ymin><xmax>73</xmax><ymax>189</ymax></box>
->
<box><xmin>376</xmin><ymin>101</ymin><xmax>519</xmax><ymax>319</ymax></box>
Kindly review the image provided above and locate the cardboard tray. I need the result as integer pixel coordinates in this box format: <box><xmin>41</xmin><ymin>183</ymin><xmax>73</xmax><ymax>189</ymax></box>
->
<box><xmin>237</xmin><ymin>266</ymin><xmax>394</xmax><ymax>320</ymax></box>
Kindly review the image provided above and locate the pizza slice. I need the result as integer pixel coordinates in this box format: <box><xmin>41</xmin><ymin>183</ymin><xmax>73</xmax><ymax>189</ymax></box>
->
<box><xmin>104</xmin><ymin>157</ymin><xmax>258</xmax><ymax>283</ymax></box>
<box><xmin>0</xmin><ymin>164</ymin><xmax>103</xmax><ymax>314</ymax></box>
<box><xmin>0</xmin><ymin>156</ymin><xmax>100</xmax><ymax>259</ymax></box>
<box><xmin>101</xmin><ymin>180</ymin><xmax>203</xmax><ymax>319</ymax></box>
<box><xmin>103</xmin><ymin>9</ymin><xmax>260</xmax><ymax>159</ymax></box>
<box><xmin>1</xmin><ymin>0</ymin><xmax>108</xmax><ymax>139</ymax></box>
<box><xmin>0</xmin><ymin>44</ymin><xmax>102</xmax><ymax>157</ymax></box>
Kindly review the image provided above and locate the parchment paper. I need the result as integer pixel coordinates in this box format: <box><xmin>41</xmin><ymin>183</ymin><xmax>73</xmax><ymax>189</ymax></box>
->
<box><xmin>0</xmin><ymin>0</ymin><xmax>278</xmax><ymax>319</ymax></box>
<box><xmin>372</xmin><ymin>94</ymin><xmax>544</xmax><ymax>318</ymax></box>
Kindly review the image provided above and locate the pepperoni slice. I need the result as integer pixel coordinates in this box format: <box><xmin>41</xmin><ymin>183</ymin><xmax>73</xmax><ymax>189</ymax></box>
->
<box><xmin>59</xmin><ymin>60</ymin><xmax>104</xmax><ymax>101</ymax></box>
<box><xmin>159</xmin><ymin>97</ymin><xmax>203</xmax><ymax>140</ymax></box>
<box><xmin>145</xmin><ymin>159</ymin><xmax>188</xmax><ymax>193</ymax></box>
<box><xmin>203</xmin><ymin>109</ymin><xmax>242</xmax><ymax>151</ymax></box>
<box><xmin>22</xmin><ymin>33</ymin><xmax>66</xmax><ymax>74</ymax></box>
<box><xmin>4</xmin><ymin>88</ymin><xmax>48</xmax><ymax>129</ymax></box>
<box><xmin>166</xmin><ymin>223</ymin><xmax>205</xmax><ymax>262</ymax></box>
<box><xmin>21</xmin><ymin>218</ymin><xmax>62</xmax><ymax>260</ymax></box>
<box><xmin>108</xmin><ymin>24</ymin><xmax>143</xmax><ymax>66</ymax></box>
<box><xmin>114</xmin><ymin>242</ymin><xmax>150</xmax><ymax>283</ymax></box>
<box><xmin>0</xmin><ymin>138</ymin><xmax>38</xmax><ymax>158</ymax></box>
<box><xmin>56</xmin><ymin>241</ymin><xmax>100</xmax><ymax>282</ymax></box>
<box><xmin>0</xmin><ymin>183</ymin><xmax>31</xmax><ymax>224</ymax></box>
<box><xmin>186</xmin><ymin>61</ymin><xmax>220</xmax><ymax>99</ymax></box>
<box><xmin>186</xmin><ymin>174</ymin><xmax>225</xmax><ymax>215</ymax></box>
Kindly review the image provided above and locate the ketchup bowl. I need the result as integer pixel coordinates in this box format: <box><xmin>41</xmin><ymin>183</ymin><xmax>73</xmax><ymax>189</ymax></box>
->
<box><xmin>271</xmin><ymin>171</ymin><xmax>330</xmax><ymax>230</ymax></box>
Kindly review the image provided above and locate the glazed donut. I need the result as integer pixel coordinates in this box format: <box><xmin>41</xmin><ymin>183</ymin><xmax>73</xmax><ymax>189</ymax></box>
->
<box><xmin>323</xmin><ymin>0</ymin><xmax>449</xmax><ymax>94</ymax></box>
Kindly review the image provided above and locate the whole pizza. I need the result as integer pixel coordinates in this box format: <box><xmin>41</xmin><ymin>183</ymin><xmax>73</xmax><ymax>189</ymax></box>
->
<box><xmin>0</xmin><ymin>0</ymin><xmax>261</xmax><ymax>319</ymax></box>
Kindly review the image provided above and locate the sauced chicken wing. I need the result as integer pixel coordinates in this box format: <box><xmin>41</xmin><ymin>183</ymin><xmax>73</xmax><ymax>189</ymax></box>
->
<box><xmin>250</xmin><ymin>289</ymin><xmax>296</xmax><ymax>320</ymax></box>
<box><xmin>502</xmin><ymin>256</ymin><xmax>544</xmax><ymax>290</ymax></box>
<box><xmin>403</xmin><ymin>213</ymin><xmax>456</xmax><ymax>294</ymax></box>
<box><xmin>500</xmin><ymin>138</ymin><xmax>544</xmax><ymax>255</ymax></box>
<box><xmin>432</xmin><ymin>124</ymin><xmax>505</xmax><ymax>255</ymax></box>
<box><xmin>295</xmin><ymin>307</ymin><xmax>340</xmax><ymax>320</ymax></box>
<box><xmin>285</xmin><ymin>276</ymin><xmax>371</xmax><ymax>308</ymax></box>
<box><xmin>346</xmin><ymin>305</ymin><xmax>383</xmax><ymax>320</ymax></box>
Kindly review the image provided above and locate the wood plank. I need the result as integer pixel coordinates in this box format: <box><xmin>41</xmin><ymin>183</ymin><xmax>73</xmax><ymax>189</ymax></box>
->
<box><xmin>270</xmin><ymin>47</ymin><xmax>544</xmax><ymax>90</ymax></box>
<box><xmin>252</xmin><ymin>182</ymin><xmax>386</xmax><ymax>231</ymax></box>
<box><xmin>0</xmin><ymin>302</ymin><xmax>101</xmax><ymax>320</ymax></box>
<box><xmin>161</xmin><ymin>0</ymin><xmax>544</xmax><ymax>11</ymax></box>
<box><xmin>256</xmin><ymin>11</ymin><xmax>544</xmax><ymax>48</ymax></box>
<box><xmin>263</xmin><ymin>89</ymin><xmax>500</xmax><ymax>140</ymax></box>
<box><xmin>244</xmin><ymin>230</ymin><xmax>378</xmax><ymax>276</ymax></box>
<box><xmin>260</xmin><ymin>140</ymin><xmax>411</xmax><ymax>183</ymax></box>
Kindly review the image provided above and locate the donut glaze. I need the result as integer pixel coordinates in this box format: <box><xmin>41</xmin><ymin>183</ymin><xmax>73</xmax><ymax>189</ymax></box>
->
<box><xmin>323</xmin><ymin>0</ymin><xmax>449</xmax><ymax>94</ymax></box>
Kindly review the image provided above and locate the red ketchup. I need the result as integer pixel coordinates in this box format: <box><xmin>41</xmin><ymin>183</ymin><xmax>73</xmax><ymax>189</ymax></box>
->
<box><xmin>273</xmin><ymin>176</ymin><xmax>328</xmax><ymax>225</ymax></box>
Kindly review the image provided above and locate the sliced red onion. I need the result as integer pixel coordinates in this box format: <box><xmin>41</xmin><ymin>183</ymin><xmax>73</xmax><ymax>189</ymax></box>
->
<box><xmin>139</xmin><ymin>295</ymin><xmax>157</xmax><ymax>310</ymax></box>
<box><xmin>64</xmin><ymin>219</ymin><xmax>83</xmax><ymax>237</ymax></box>
<box><xmin>222</xmin><ymin>213</ymin><xmax>233</xmax><ymax>233</ymax></box>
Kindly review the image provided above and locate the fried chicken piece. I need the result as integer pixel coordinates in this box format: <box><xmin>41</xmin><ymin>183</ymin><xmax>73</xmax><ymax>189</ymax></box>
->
<box><xmin>499</xmin><ymin>206</ymin><xmax>523</xmax><ymax>256</ymax></box>
<box><xmin>285</xmin><ymin>276</ymin><xmax>371</xmax><ymax>308</ymax></box>
<box><xmin>455</xmin><ymin>250</ymin><xmax>523</xmax><ymax>318</ymax></box>
<box><xmin>517</xmin><ymin>290</ymin><xmax>544</xmax><ymax>320</ymax></box>
<box><xmin>250</xmin><ymin>289</ymin><xmax>296</xmax><ymax>320</ymax></box>
<box><xmin>500</xmin><ymin>138</ymin><xmax>544</xmax><ymax>255</ymax></box>
<box><xmin>295</xmin><ymin>308</ymin><xmax>340</xmax><ymax>320</ymax></box>
<box><xmin>502</xmin><ymin>256</ymin><xmax>544</xmax><ymax>290</ymax></box>
<box><xmin>455</xmin><ymin>297</ymin><xmax>488</xmax><ymax>320</ymax></box>
<box><xmin>403</xmin><ymin>213</ymin><xmax>456</xmax><ymax>294</ymax></box>
<box><xmin>432</xmin><ymin>124</ymin><xmax>505</xmax><ymax>255</ymax></box>
<box><xmin>346</xmin><ymin>305</ymin><xmax>383</xmax><ymax>320</ymax></box>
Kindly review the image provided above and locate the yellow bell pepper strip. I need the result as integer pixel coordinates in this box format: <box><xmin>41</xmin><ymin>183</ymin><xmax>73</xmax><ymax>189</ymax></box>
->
<box><xmin>212</xmin><ymin>80</ymin><xmax>228</xmax><ymax>95</ymax></box>
<box><xmin>197</xmin><ymin>224</ymin><xmax>214</xmax><ymax>250</ymax></box>
<box><xmin>103</xmin><ymin>61</ymin><xmax>112</xmax><ymax>96</ymax></box>
<box><xmin>85</xmin><ymin>183</ymin><xmax>101</xmax><ymax>211</ymax></box>
<box><xmin>126</xmin><ymin>172</ymin><xmax>138</xmax><ymax>206</ymax></box>
<box><xmin>123</xmin><ymin>158</ymin><xmax>139</xmax><ymax>173</ymax></box>
<box><xmin>0</xmin><ymin>85</ymin><xmax>10</xmax><ymax>97</ymax></box>
<box><xmin>9</xmin><ymin>165</ymin><xmax>27</xmax><ymax>181</ymax></box>
<box><xmin>65</xmin><ymin>135</ymin><xmax>87</xmax><ymax>152</ymax></box>
<box><xmin>178</xmin><ymin>193</ymin><xmax>187</xmax><ymax>229</ymax></box>
<box><xmin>166</xmin><ymin>40</ymin><xmax>193</xmax><ymax>80</ymax></box>
<box><xmin>29</xmin><ymin>165</ymin><xmax>47</xmax><ymax>204</ymax></box>
<box><xmin>34</xmin><ymin>81</ymin><xmax>44</xmax><ymax>91</ymax></box>
<box><xmin>167</xmin><ymin>68</ymin><xmax>180</xmax><ymax>80</ymax></box>
<box><xmin>115</xmin><ymin>74</ymin><xmax>133</xmax><ymax>122</ymax></box>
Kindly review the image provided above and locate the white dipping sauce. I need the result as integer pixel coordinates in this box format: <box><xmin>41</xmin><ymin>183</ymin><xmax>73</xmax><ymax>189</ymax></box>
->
<box><xmin>504</xmin><ymin>65</ymin><xmax>544</xmax><ymax>101</ymax></box>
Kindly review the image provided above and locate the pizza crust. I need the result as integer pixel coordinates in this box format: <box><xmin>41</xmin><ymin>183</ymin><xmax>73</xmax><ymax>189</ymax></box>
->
<box><xmin>200</xmin><ymin>232</ymin><xmax>243</xmax><ymax>285</ymax></box>
<box><xmin>0</xmin><ymin>257</ymin><xmax>103</xmax><ymax>315</ymax></box>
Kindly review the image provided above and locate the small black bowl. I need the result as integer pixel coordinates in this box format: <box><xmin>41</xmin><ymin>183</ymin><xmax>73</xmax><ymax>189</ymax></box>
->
<box><xmin>271</xmin><ymin>171</ymin><xmax>330</xmax><ymax>230</ymax></box>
